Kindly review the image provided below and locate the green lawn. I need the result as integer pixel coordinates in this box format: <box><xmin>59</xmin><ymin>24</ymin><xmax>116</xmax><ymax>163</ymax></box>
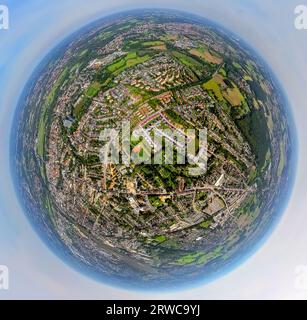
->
<box><xmin>199</xmin><ymin>220</ymin><xmax>212</xmax><ymax>228</ymax></box>
<box><xmin>154</xmin><ymin>235</ymin><xmax>167</xmax><ymax>243</ymax></box>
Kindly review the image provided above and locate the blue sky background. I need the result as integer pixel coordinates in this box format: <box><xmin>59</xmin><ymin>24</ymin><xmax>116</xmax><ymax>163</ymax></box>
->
<box><xmin>0</xmin><ymin>0</ymin><xmax>307</xmax><ymax>299</ymax></box>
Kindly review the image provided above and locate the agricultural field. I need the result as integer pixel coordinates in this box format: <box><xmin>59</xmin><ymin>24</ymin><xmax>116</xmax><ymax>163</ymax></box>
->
<box><xmin>190</xmin><ymin>47</ymin><xmax>223</xmax><ymax>65</ymax></box>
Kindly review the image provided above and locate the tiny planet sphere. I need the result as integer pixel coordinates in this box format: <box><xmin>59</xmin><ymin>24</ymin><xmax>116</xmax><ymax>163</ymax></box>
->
<box><xmin>12</xmin><ymin>9</ymin><xmax>296</xmax><ymax>290</ymax></box>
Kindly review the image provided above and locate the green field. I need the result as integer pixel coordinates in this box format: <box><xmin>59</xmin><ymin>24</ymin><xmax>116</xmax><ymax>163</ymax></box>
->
<box><xmin>176</xmin><ymin>247</ymin><xmax>223</xmax><ymax>265</ymax></box>
<box><xmin>248</xmin><ymin>166</ymin><xmax>258</xmax><ymax>184</ymax></box>
<box><xmin>85</xmin><ymin>82</ymin><xmax>101</xmax><ymax>98</ymax></box>
<box><xmin>37</xmin><ymin>67</ymin><xmax>68</xmax><ymax>156</ymax></box>
<box><xmin>277</xmin><ymin>139</ymin><xmax>286</xmax><ymax>177</ymax></box>
<box><xmin>143</xmin><ymin>40</ymin><xmax>164</xmax><ymax>47</ymax></box>
<box><xmin>172</xmin><ymin>51</ymin><xmax>203</xmax><ymax>69</ymax></box>
<box><xmin>197</xmin><ymin>247</ymin><xmax>223</xmax><ymax>265</ymax></box>
<box><xmin>176</xmin><ymin>252</ymin><xmax>204</xmax><ymax>265</ymax></box>
<box><xmin>108</xmin><ymin>58</ymin><xmax>127</xmax><ymax>73</ymax></box>
<box><xmin>199</xmin><ymin>220</ymin><xmax>212</xmax><ymax>229</ymax></box>
<box><xmin>154</xmin><ymin>235</ymin><xmax>167</xmax><ymax>243</ymax></box>
<box><xmin>233</xmin><ymin>62</ymin><xmax>242</xmax><ymax>69</ymax></box>
<box><xmin>74</xmin><ymin>97</ymin><xmax>92</xmax><ymax>119</ymax></box>
<box><xmin>107</xmin><ymin>52</ymin><xmax>151</xmax><ymax>75</ymax></box>
<box><xmin>79</xmin><ymin>49</ymin><xmax>88</xmax><ymax>57</ymax></box>
<box><xmin>203</xmin><ymin>79</ymin><xmax>224</xmax><ymax>101</ymax></box>
<box><xmin>219</xmin><ymin>68</ymin><xmax>227</xmax><ymax>77</ymax></box>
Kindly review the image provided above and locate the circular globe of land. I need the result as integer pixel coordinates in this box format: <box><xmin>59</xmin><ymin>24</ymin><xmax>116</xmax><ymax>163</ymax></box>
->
<box><xmin>12</xmin><ymin>10</ymin><xmax>296</xmax><ymax>289</ymax></box>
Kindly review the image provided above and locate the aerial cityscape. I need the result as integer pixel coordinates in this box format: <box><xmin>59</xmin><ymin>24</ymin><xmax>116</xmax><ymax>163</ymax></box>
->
<box><xmin>13</xmin><ymin>10</ymin><xmax>293</xmax><ymax>289</ymax></box>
